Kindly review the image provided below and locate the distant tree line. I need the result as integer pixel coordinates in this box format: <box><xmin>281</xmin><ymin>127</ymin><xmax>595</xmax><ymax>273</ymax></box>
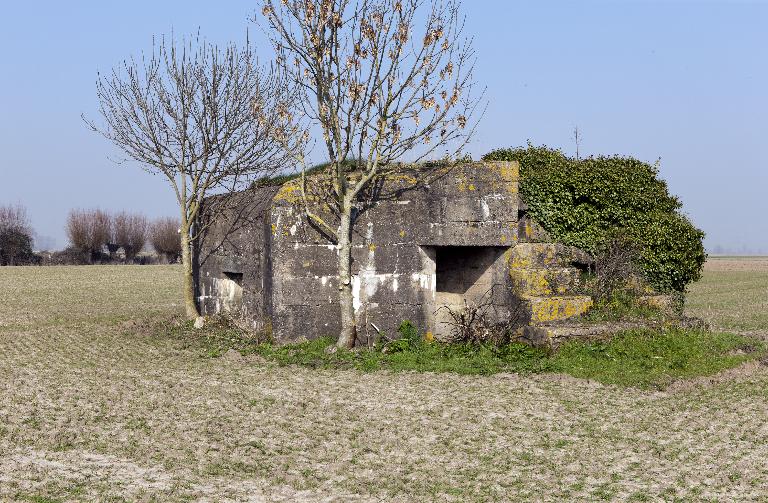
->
<box><xmin>62</xmin><ymin>209</ymin><xmax>182</xmax><ymax>265</ymax></box>
<box><xmin>0</xmin><ymin>203</ymin><xmax>184</xmax><ymax>267</ymax></box>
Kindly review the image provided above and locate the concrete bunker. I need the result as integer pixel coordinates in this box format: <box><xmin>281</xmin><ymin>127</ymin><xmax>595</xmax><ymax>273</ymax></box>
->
<box><xmin>197</xmin><ymin>161</ymin><xmax>596</xmax><ymax>346</ymax></box>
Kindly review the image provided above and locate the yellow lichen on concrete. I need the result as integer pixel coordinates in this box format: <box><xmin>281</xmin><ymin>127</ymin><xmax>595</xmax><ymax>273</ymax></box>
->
<box><xmin>484</xmin><ymin>160</ymin><xmax>520</xmax><ymax>179</ymax></box>
<box><xmin>524</xmin><ymin>221</ymin><xmax>533</xmax><ymax>239</ymax></box>
<box><xmin>509</xmin><ymin>243</ymin><xmax>563</xmax><ymax>269</ymax></box>
<box><xmin>384</xmin><ymin>172</ymin><xmax>419</xmax><ymax>186</ymax></box>
<box><xmin>483</xmin><ymin>160</ymin><xmax>520</xmax><ymax>194</ymax></box>
<box><xmin>510</xmin><ymin>269</ymin><xmax>554</xmax><ymax>296</ymax></box>
<box><xmin>509</xmin><ymin>253</ymin><xmax>532</xmax><ymax>269</ymax></box>
<box><xmin>527</xmin><ymin>296</ymin><xmax>593</xmax><ymax>323</ymax></box>
<box><xmin>455</xmin><ymin>173</ymin><xmax>468</xmax><ymax>192</ymax></box>
<box><xmin>273</xmin><ymin>181</ymin><xmax>303</xmax><ymax>204</ymax></box>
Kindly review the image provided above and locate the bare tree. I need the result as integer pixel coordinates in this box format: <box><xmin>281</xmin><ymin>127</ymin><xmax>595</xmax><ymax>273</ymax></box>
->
<box><xmin>150</xmin><ymin>217</ymin><xmax>182</xmax><ymax>263</ymax></box>
<box><xmin>91</xmin><ymin>209</ymin><xmax>111</xmax><ymax>259</ymax></box>
<box><xmin>261</xmin><ymin>0</ymin><xmax>482</xmax><ymax>348</ymax></box>
<box><xmin>0</xmin><ymin>204</ymin><xmax>32</xmax><ymax>236</ymax></box>
<box><xmin>66</xmin><ymin>210</ymin><xmax>90</xmax><ymax>259</ymax></box>
<box><xmin>106</xmin><ymin>215</ymin><xmax>120</xmax><ymax>258</ymax></box>
<box><xmin>114</xmin><ymin>212</ymin><xmax>149</xmax><ymax>262</ymax></box>
<box><xmin>592</xmin><ymin>233</ymin><xmax>641</xmax><ymax>302</ymax></box>
<box><xmin>66</xmin><ymin>209</ymin><xmax>110</xmax><ymax>263</ymax></box>
<box><xmin>86</xmin><ymin>34</ymin><xmax>298</xmax><ymax>319</ymax></box>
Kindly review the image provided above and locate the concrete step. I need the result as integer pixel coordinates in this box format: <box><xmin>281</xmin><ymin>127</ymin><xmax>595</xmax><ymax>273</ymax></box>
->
<box><xmin>509</xmin><ymin>267</ymin><xmax>583</xmax><ymax>297</ymax></box>
<box><xmin>517</xmin><ymin>323</ymin><xmax>614</xmax><ymax>349</ymax></box>
<box><xmin>517</xmin><ymin>320</ymin><xmax>668</xmax><ymax>349</ymax></box>
<box><xmin>522</xmin><ymin>295</ymin><xmax>593</xmax><ymax>324</ymax></box>
<box><xmin>509</xmin><ymin>243</ymin><xmax>592</xmax><ymax>269</ymax></box>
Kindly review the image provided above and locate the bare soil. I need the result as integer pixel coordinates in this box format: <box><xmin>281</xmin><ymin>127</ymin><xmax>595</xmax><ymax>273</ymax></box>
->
<box><xmin>704</xmin><ymin>256</ymin><xmax>768</xmax><ymax>272</ymax></box>
<box><xmin>1</xmin><ymin>265</ymin><xmax>767</xmax><ymax>502</ymax></box>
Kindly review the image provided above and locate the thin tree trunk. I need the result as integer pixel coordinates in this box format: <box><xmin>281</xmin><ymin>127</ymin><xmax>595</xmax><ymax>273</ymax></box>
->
<box><xmin>336</xmin><ymin>206</ymin><xmax>357</xmax><ymax>349</ymax></box>
<box><xmin>180</xmin><ymin>223</ymin><xmax>199</xmax><ymax>320</ymax></box>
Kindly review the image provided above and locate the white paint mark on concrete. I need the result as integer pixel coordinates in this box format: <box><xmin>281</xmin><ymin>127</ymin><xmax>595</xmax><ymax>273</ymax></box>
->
<box><xmin>352</xmin><ymin>276</ymin><xmax>362</xmax><ymax>311</ymax></box>
<box><xmin>364</xmin><ymin>274</ymin><xmax>379</xmax><ymax>299</ymax></box>
<box><xmin>409</xmin><ymin>272</ymin><xmax>437</xmax><ymax>299</ymax></box>
<box><xmin>411</xmin><ymin>272</ymin><xmax>431</xmax><ymax>290</ymax></box>
<box><xmin>481</xmin><ymin>199</ymin><xmax>491</xmax><ymax>219</ymax></box>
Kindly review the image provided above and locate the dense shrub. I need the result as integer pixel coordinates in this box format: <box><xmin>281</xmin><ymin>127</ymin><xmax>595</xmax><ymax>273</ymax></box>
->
<box><xmin>483</xmin><ymin>144</ymin><xmax>706</xmax><ymax>292</ymax></box>
<box><xmin>39</xmin><ymin>247</ymin><xmax>89</xmax><ymax>266</ymax></box>
<box><xmin>0</xmin><ymin>228</ymin><xmax>37</xmax><ymax>265</ymax></box>
<box><xmin>0</xmin><ymin>204</ymin><xmax>37</xmax><ymax>265</ymax></box>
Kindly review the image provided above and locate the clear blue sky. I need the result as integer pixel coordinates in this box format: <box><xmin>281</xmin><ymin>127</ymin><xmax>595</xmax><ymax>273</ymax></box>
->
<box><xmin>1</xmin><ymin>1</ymin><xmax>766</xmax><ymax>252</ymax></box>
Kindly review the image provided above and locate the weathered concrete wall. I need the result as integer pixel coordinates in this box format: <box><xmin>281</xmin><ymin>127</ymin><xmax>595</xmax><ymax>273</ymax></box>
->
<box><xmin>196</xmin><ymin>186</ymin><xmax>279</xmax><ymax>331</ymax></box>
<box><xmin>197</xmin><ymin>161</ymin><xmax>524</xmax><ymax>342</ymax></box>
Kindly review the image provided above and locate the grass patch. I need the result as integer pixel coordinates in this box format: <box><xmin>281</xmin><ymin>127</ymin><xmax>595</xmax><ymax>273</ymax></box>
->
<box><xmin>550</xmin><ymin>329</ymin><xmax>765</xmax><ymax>388</ymax></box>
<box><xmin>252</xmin><ymin>159</ymin><xmax>360</xmax><ymax>187</ymax></box>
<box><xmin>168</xmin><ymin>318</ymin><xmax>766</xmax><ymax>389</ymax></box>
<box><xmin>255</xmin><ymin>335</ymin><xmax>554</xmax><ymax>375</ymax></box>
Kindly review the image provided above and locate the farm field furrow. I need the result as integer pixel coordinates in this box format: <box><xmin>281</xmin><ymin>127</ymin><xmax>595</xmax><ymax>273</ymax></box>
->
<box><xmin>1</xmin><ymin>264</ymin><xmax>767</xmax><ymax>502</ymax></box>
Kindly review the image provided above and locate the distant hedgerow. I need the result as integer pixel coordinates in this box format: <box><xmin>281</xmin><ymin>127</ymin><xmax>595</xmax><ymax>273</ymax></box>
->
<box><xmin>483</xmin><ymin>144</ymin><xmax>706</xmax><ymax>292</ymax></box>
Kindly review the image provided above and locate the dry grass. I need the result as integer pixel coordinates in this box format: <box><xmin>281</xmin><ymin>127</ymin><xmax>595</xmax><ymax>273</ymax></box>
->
<box><xmin>686</xmin><ymin>257</ymin><xmax>768</xmax><ymax>334</ymax></box>
<box><xmin>1</xmin><ymin>264</ymin><xmax>767</xmax><ymax>502</ymax></box>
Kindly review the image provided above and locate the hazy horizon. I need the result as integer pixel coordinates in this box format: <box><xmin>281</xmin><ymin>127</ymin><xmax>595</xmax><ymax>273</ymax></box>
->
<box><xmin>1</xmin><ymin>1</ymin><xmax>766</xmax><ymax>253</ymax></box>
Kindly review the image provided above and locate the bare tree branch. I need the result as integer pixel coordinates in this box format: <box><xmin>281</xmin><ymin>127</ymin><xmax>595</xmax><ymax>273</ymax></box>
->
<box><xmin>86</xmin><ymin>34</ymin><xmax>298</xmax><ymax>318</ymax></box>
